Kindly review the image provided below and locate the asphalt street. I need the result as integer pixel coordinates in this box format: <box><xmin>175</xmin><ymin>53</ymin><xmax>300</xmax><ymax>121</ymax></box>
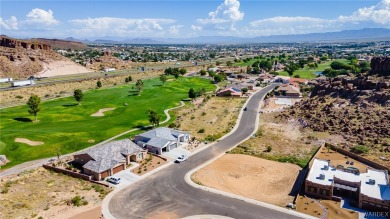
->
<box><xmin>108</xmin><ymin>84</ymin><xmax>304</xmax><ymax>219</ymax></box>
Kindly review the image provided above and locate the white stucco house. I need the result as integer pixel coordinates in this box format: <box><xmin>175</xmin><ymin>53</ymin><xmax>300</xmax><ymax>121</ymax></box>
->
<box><xmin>134</xmin><ymin>127</ymin><xmax>190</xmax><ymax>155</ymax></box>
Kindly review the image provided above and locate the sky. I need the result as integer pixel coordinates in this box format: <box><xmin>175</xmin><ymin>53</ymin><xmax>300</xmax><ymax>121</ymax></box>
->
<box><xmin>0</xmin><ymin>0</ymin><xmax>390</xmax><ymax>39</ymax></box>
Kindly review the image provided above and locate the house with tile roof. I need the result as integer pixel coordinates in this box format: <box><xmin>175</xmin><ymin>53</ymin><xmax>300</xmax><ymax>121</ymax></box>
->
<box><xmin>74</xmin><ymin>139</ymin><xmax>147</xmax><ymax>181</ymax></box>
<box><xmin>134</xmin><ymin>127</ymin><xmax>190</xmax><ymax>155</ymax></box>
<box><xmin>276</xmin><ymin>84</ymin><xmax>301</xmax><ymax>97</ymax></box>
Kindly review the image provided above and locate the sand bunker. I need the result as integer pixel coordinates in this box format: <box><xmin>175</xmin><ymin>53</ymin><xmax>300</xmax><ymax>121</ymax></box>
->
<box><xmin>192</xmin><ymin>154</ymin><xmax>301</xmax><ymax>206</ymax></box>
<box><xmin>15</xmin><ymin>138</ymin><xmax>44</xmax><ymax>146</ymax></box>
<box><xmin>91</xmin><ymin>108</ymin><xmax>116</xmax><ymax>117</ymax></box>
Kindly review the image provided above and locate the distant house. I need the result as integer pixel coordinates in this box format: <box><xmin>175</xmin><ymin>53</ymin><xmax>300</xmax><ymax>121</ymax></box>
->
<box><xmin>134</xmin><ymin>127</ymin><xmax>190</xmax><ymax>155</ymax></box>
<box><xmin>276</xmin><ymin>84</ymin><xmax>301</xmax><ymax>97</ymax></box>
<box><xmin>74</xmin><ymin>139</ymin><xmax>147</xmax><ymax>181</ymax></box>
<box><xmin>217</xmin><ymin>87</ymin><xmax>242</xmax><ymax>97</ymax></box>
<box><xmin>258</xmin><ymin>74</ymin><xmax>274</xmax><ymax>83</ymax></box>
<box><xmin>289</xmin><ymin>78</ymin><xmax>308</xmax><ymax>85</ymax></box>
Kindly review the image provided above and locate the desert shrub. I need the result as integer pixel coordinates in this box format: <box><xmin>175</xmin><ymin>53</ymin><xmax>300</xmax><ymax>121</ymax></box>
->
<box><xmin>201</xmin><ymin>112</ymin><xmax>206</xmax><ymax>116</ymax></box>
<box><xmin>266</xmin><ymin>145</ymin><xmax>272</xmax><ymax>152</ymax></box>
<box><xmin>198</xmin><ymin>128</ymin><xmax>205</xmax><ymax>133</ymax></box>
<box><xmin>71</xmin><ymin>195</ymin><xmax>88</xmax><ymax>207</ymax></box>
<box><xmin>15</xmin><ymin>95</ymin><xmax>23</xmax><ymax>99</ymax></box>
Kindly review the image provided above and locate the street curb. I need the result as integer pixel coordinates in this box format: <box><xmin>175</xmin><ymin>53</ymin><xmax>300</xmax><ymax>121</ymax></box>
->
<box><xmin>184</xmin><ymin>85</ymin><xmax>318</xmax><ymax>219</ymax></box>
<box><xmin>102</xmin><ymin>161</ymin><xmax>175</xmax><ymax>219</ymax></box>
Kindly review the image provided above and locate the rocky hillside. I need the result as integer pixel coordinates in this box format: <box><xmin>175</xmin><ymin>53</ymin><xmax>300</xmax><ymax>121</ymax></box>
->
<box><xmin>277</xmin><ymin>61</ymin><xmax>390</xmax><ymax>155</ymax></box>
<box><xmin>86</xmin><ymin>51</ymin><xmax>132</xmax><ymax>71</ymax></box>
<box><xmin>32</xmin><ymin>38</ymin><xmax>87</xmax><ymax>50</ymax></box>
<box><xmin>0</xmin><ymin>35</ymin><xmax>89</xmax><ymax>79</ymax></box>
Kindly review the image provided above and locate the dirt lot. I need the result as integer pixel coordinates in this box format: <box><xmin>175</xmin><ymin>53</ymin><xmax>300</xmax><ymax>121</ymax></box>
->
<box><xmin>316</xmin><ymin>147</ymin><xmax>371</xmax><ymax>173</ymax></box>
<box><xmin>0</xmin><ymin>167</ymin><xmax>111</xmax><ymax>219</ymax></box>
<box><xmin>296</xmin><ymin>195</ymin><xmax>358</xmax><ymax>219</ymax></box>
<box><xmin>174</xmin><ymin>97</ymin><xmax>245</xmax><ymax>142</ymax></box>
<box><xmin>192</xmin><ymin>154</ymin><xmax>301</xmax><ymax>206</ymax></box>
<box><xmin>231</xmin><ymin>112</ymin><xmax>322</xmax><ymax>168</ymax></box>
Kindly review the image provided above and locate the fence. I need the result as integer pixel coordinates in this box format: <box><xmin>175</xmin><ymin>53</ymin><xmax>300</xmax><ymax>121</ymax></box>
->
<box><xmin>326</xmin><ymin>143</ymin><xmax>389</xmax><ymax>172</ymax></box>
<box><xmin>43</xmin><ymin>164</ymin><xmax>92</xmax><ymax>180</ymax></box>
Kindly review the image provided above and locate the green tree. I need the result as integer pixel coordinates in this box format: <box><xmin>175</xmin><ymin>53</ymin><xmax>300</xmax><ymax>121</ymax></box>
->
<box><xmin>179</xmin><ymin>68</ymin><xmax>187</xmax><ymax>76</ymax></box>
<box><xmin>226</xmin><ymin>61</ymin><xmax>233</xmax><ymax>66</ymax></box>
<box><xmin>188</xmin><ymin>88</ymin><xmax>196</xmax><ymax>99</ymax></box>
<box><xmin>284</xmin><ymin>63</ymin><xmax>298</xmax><ymax>77</ymax></box>
<box><xmin>241</xmin><ymin>87</ymin><xmax>248</xmax><ymax>94</ymax></box>
<box><xmin>96</xmin><ymin>81</ymin><xmax>102</xmax><ymax>88</ymax></box>
<box><xmin>125</xmin><ymin>76</ymin><xmax>132</xmax><ymax>83</ymax></box>
<box><xmin>199</xmin><ymin>69</ymin><xmax>207</xmax><ymax>76</ymax></box>
<box><xmin>160</xmin><ymin>75</ymin><xmax>167</xmax><ymax>85</ymax></box>
<box><xmin>214</xmin><ymin>74</ymin><xmax>224</xmax><ymax>83</ymax></box>
<box><xmin>73</xmin><ymin>89</ymin><xmax>83</xmax><ymax>105</ymax></box>
<box><xmin>27</xmin><ymin>95</ymin><xmax>41</xmax><ymax>122</ymax></box>
<box><xmin>147</xmin><ymin>110</ymin><xmax>161</xmax><ymax>126</ymax></box>
<box><xmin>136</xmin><ymin>79</ymin><xmax>143</xmax><ymax>94</ymax></box>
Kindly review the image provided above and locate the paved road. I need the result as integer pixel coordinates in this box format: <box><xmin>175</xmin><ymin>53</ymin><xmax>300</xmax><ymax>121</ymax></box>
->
<box><xmin>108</xmin><ymin>84</ymin><xmax>304</xmax><ymax>219</ymax></box>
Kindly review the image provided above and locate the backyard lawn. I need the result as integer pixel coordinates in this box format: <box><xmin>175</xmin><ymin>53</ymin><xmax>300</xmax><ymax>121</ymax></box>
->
<box><xmin>0</xmin><ymin>77</ymin><xmax>215</xmax><ymax>168</ymax></box>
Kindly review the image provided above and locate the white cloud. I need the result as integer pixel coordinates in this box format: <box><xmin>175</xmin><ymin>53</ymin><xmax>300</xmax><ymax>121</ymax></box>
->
<box><xmin>338</xmin><ymin>0</ymin><xmax>390</xmax><ymax>25</ymax></box>
<box><xmin>69</xmin><ymin>17</ymin><xmax>176</xmax><ymax>36</ymax></box>
<box><xmin>25</xmin><ymin>8</ymin><xmax>59</xmax><ymax>25</ymax></box>
<box><xmin>191</xmin><ymin>25</ymin><xmax>202</xmax><ymax>31</ymax></box>
<box><xmin>0</xmin><ymin>16</ymin><xmax>18</xmax><ymax>30</ymax></box>
<box><xmin>247</xmin><ymin>0</ymin><xmax>390</xmax><ymax>36</ymax></box>
<box><xmin>195</xmin><ymin>0</ymin><xmax>244</xmax><ymax>31</ymax></box>
<box><xmin>248</xmin><ymin>16</ymin><xmax>338</xmax><ymax>36</ymax></box>
<box><xmin>168</xmin><ymin>25</ymin><xmax>183</xmax><ymax>34</ymax></box>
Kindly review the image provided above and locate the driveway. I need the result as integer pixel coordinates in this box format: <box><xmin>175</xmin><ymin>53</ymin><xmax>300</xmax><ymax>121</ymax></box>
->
<box><xmin>162</xmin><ymin>147</ymin><xmax>192</xmax><ymax>161</ymax></box>
<box><xmin>109</xmin><ymin>168</ymin><xmax>141</xmax><ymax>188</ymax></box>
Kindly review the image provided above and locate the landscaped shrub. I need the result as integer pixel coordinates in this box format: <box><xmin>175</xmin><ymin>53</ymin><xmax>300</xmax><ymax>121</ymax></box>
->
<box><xmin>351</xmin><ymin>145</ymin><xmax>370</xmax><ymax>154</ymax></box>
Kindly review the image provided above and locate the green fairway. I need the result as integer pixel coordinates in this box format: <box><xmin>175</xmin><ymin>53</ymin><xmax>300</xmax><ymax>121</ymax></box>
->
<box><xmin>0</xmin><ymin>77</ymin><xmax>215</xmax><ymax>168</ymax></box>
<box><xmin>278</xmin><ymin>59</ymin><xmax>348</xmax><ymax>79</ymax></box>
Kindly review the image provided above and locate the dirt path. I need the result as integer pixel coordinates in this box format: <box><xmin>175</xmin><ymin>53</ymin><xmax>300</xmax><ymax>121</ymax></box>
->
<box><xmin>15</xmin><ymin>138</ymin><xmax>44</xmax><ymax>146</ymax></box>
<box><xmin>192</xmin><ymin>154</ymin><xmax>301</xmax><ymax>206</ymax></box>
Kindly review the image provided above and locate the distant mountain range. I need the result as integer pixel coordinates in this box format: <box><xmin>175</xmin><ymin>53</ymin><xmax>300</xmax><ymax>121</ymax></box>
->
<box><xmin>13</xmin><ymin>28</ymin><xmax>390</xmax><ymax>45</ymax></box>
<box><xmin>82</xmin><ymin>28</ymin><xmax>390</xmax><ymax>44</ymax></box>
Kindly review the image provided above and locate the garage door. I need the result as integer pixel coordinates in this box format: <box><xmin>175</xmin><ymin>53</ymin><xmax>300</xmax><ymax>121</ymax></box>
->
<box><xmin>170</xmin><ymin>143</ymin><xmax>177</xmax><ymax>150</ymax></box>
<box><xmin>101</xmin><ymin>170</ymin><xmax>110</xmax><ymax>179</ymax></box>
<box><xmin>113</xmin><ymin>164</ymin><xmax>124</xmax><ymax>174</ymax></box>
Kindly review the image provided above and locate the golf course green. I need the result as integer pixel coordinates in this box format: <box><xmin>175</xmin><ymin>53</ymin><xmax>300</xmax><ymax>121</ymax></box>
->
<box><xmin>0</xmin><ymin>76</ymin><xmax>215</xmax><ymax>168</ymax></box>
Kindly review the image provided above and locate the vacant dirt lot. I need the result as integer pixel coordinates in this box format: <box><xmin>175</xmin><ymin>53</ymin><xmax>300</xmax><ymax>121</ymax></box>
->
<box><xmin>192</xmin><ymin>154</ymin><xmax>301</xmax><ymax>206</ymax></box>
<box><xmin>231</xmin><ymin>112</ymin><xmax>322</xmax><ymax>168</ymax></box>
<box><xmin>174</xmin><ymin>97</ymin><xmax>245</xmax><ymax>141</ymax></box>
<box><xmin>0</xmin><ymin>167</ymin><xmax>110</xmax><ymax>219</ymax></box>
<box><xmin>296</xmin><ymin>195</ymin><xmax>358</xmax><ymax>219</ymax></box>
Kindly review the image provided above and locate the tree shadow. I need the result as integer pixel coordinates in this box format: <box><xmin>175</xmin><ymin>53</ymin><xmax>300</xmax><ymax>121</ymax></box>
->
<box><xmin>62</xmin><ymin>103</ymin><xmax>78</xmax><ymax>107</ymax></box>
<box><xmin>134</xmin><ymin>124</ymin><xmax>153</xmax><ymax>131</ymax></box>
<box><xmin>13</xmin><ymin>117</ymin><xmax>32</xmax><ymax>122</ymax></box>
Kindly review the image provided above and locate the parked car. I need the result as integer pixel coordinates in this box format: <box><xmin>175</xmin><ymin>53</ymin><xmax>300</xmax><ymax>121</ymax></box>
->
<box><xmin>175</xmin><ymin>155</ymin><xmax>188</xmax><ymax>163</ymax></box>
<box><xmin>108</xmin><ymin>177</ymin><xmax>121</xmax><ymax>184</ymax></box>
